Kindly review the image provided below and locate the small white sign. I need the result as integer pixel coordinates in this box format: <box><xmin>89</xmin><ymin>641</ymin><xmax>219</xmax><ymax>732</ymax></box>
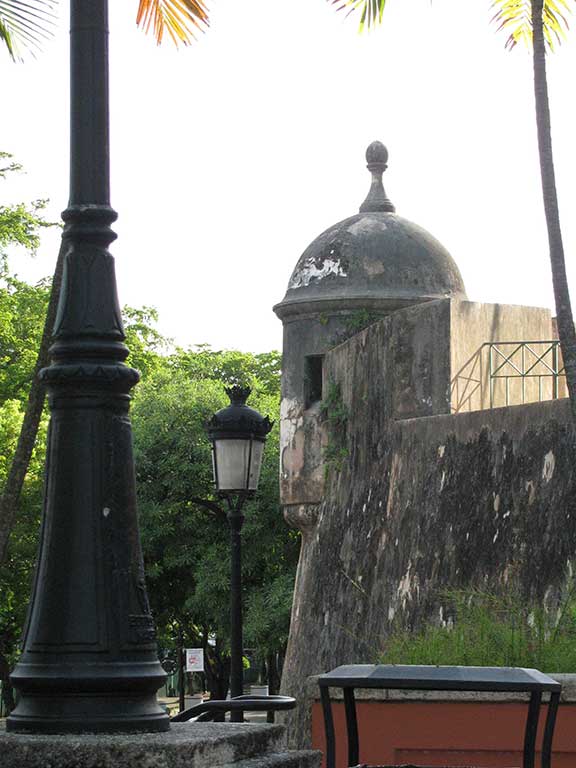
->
<box><xmin>185</xmin><ymin>648</ymin><xmax>204</xmax><ymax>672</ymax></box>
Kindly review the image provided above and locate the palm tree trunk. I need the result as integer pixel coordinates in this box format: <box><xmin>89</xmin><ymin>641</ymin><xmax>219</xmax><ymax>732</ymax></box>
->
<box><xmin>531</xmin><ymin>0</ymin><xmax>576</xmax><ymax>422</ymax></box>
<box><xmin>0</xmin><ymin>239</ymin><xmax>65</xmax><ymax>564</ymax></box>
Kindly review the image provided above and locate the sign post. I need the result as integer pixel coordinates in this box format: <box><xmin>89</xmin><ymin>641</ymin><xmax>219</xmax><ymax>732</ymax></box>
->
<box><xmin>184</xmin><ymin>648</ymin><xmax>205</xmax><ymax>709</ymax></box>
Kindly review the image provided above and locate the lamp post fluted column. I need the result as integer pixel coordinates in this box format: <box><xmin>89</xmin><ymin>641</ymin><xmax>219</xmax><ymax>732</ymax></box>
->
<box><xmin>7</xmin><ymin>0</ymin><xmax>168</xmax><ymax>734</ymax></box>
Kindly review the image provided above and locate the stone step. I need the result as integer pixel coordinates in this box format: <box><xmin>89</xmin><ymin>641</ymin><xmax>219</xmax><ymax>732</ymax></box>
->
<box><xmin>234</xmin><ymin>749</ymin><xmax>322</xmax><ymax>768</ymax></box>
<box><xmin>0</xmin><ymin>722</ymin><xmax>292</xmax><ymax>768</ymax></box>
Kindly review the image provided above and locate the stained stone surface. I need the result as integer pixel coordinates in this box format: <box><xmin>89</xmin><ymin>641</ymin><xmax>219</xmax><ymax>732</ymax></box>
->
<box><xmin>0</xmin><ymin>722</ymin><xmax>320</xmax><ymax>768</ymax></box>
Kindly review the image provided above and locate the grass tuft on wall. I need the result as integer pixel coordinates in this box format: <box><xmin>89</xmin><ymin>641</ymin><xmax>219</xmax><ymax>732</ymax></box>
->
<box><xmin>381</xmin><ymin>588</ymin><xmax>576</xmax><ymax>673</ymax></box>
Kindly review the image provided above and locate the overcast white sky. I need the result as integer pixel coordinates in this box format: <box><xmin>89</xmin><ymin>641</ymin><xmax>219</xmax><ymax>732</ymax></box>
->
<box><xmin>2</xmin><ymin>0</ymin><xmax>575</xmax><ymax>353</ymax></box>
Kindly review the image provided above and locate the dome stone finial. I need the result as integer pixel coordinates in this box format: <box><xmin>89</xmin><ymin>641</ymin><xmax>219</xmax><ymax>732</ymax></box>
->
<box><xmin>360</xmin><ymin>140</ymin><xmax>395</xmax><ymax>214</ymax></box>
<box><xmin>366</xmin><ymin>140</ymin><xmax>388</xmax><ymax>166</ymax></box>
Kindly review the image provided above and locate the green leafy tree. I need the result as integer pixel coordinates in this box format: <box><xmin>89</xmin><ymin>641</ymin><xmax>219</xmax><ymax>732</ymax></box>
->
<box><xmin>124</xmin><ymin>305</ymin><xmax>171</xmax><ymax>379</ymax></box>
<box><xmin>331</xmin><ymin>0</ymin><xmax>576</xmax><ymax>423</ymax></box>
<box><xmin>132</xmin><ymin>372</ymin><xmax>228</xmax><ymax>698</ymax></box>
<box><xmin>171</xmin><ymin>346</ymin><xmax>282</xmax><ymax>396</ymax></box>
<box><xmin>0</xmin><ymin>397</ymin><xmax>48</xmax><ymax>715</ymax></box>
<box><xmin>0</xmin><ymin>156</ymin><xmax>59</xmax><ymax>565</ymax></box>
<box><xmin>0</xmin><ymin>264</ymin><xmax>50</xmax><ymax>404</ymax></box>
<box><xmin>0</xmin><ymin>188</ymin><xmax>56</xmax><ymax>710</ymax></box>
<box><xmin>0</xmin><ymin>157</ymin><xmax>56</xmax><ymax>708</ymax></box>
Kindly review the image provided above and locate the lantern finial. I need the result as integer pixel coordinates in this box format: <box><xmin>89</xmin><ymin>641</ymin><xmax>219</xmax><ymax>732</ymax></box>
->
<box><xmin>225</xmin><ymin>385</ymin><xmax>251</xmax><ymax>406</ymax></box>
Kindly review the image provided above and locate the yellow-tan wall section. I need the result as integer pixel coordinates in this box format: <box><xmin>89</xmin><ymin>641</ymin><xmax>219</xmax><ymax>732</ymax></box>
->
<box><xmin>450</xmin><ymin>301</ymin><xmax>555</xmax><ymax>412</ymax></box>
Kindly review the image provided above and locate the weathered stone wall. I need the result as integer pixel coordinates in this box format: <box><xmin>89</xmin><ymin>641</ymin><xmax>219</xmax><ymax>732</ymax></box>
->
<box><xmin>280</xmin><ymin>316</ymin><xmax>576</xmax><ymax>747</ymax></box>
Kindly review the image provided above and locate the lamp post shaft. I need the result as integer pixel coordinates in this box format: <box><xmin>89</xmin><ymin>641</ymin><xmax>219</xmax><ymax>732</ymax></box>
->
<box><xmin>7</xmin><ymin>0</ymin><xmax>168</xmax><ymax>733</ymax></box>
<box><xmin>228</xmin><ymin>505</ymin><xmax>245</xmax><ymax>723</ymax></box>
<box><xmin>69</xmin><ymin>0</ymin><xmax>110</xmax><ymax>205</ymax></box>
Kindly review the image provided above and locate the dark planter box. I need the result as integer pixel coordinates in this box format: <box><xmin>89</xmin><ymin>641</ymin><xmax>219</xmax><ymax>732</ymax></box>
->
<box><xmin>309</xmin><ymin>674</ymin><xmax>576</xmax><ymax>768</ymax></box>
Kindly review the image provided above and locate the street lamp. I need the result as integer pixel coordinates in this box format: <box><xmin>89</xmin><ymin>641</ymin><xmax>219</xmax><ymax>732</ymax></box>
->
<box><xmin>6</xmin><ymin>1</ymin><xmax>168</xmax><ymax>733</ymax></box>
<box><xmin>207</xmin><ymin>386</ymin><xmax>272</xmax><ymax>721</ymax></box>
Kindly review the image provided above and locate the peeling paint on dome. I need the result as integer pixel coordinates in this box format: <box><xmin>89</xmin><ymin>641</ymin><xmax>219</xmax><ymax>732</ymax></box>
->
<box><xmin>289</xmin><ymin>256</ymin><xmax>347</xmax><ymax>289</ymax></box>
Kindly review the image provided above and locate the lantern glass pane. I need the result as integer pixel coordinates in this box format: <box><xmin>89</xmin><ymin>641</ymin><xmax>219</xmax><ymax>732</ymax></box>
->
<box><xmin>214</xmin><ymin>439</ymin><xmax>264</xmax><ymax>492</ymax></box>
<box><xmin>211</xmin><ymin>447</ymin><xmax>217</xmax><ymax>486</ymax></box>
<box><xmin>247</xmin><ymin>440</ymin><xmax>264</xmax><ymax>491</ymax></box>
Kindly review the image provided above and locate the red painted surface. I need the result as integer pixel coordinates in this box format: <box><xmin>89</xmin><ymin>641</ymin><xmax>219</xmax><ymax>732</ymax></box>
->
<box><xmin>311</xmin><ymin>700</ymin><xmax>576</xmax><ymax>768</ymax></box>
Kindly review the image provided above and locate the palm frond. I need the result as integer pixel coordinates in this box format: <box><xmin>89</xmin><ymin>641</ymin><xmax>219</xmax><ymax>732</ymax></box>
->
<box><xmin>490</xmin><ymin>0</ymin><xmax>572</xmax><ymax>51</ymax></box>
<box><xmin>137</xmin><ymin>0</ymin><xmax>209</xmax><ymax>47</ymax></box>
<box><xmin>0</xmin><ymin>0</ymin><xmax>56</xmax><ymax>61</ymax></box>
<box><xmin>330</xmin><ymin>0</ymin><xmax>387</xmax><ymax>32</ymax></box>
<box><xmin>0</xmin><ymin>16</ymin><xmax>16</xmax><ymax>59</ymax></box>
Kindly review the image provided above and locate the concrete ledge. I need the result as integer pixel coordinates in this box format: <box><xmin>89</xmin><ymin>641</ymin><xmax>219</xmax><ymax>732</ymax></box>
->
<box><xmin>0</xmin><ymin>722</ymin><xmax>287</xmax><ymax>768</ymax></box>
<box><xmin>306</xmin><ymin>673</ymin><xmax>576</xmax><ymax>704</ymax></box>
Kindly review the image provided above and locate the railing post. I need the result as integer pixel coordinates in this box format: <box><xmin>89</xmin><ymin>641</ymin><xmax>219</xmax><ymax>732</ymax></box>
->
<box><xmin>489</xmin><ymin>344</ymin><xmax>494</xmax><ymax>408</ymax></box>
<box><xmin>521</xmin><ymin>344</ymin><xmax>526</xmax><ymax>404</ymax></box>
<box><xmin>553</xmin><ymin>342</ymin><xmax>559</xmax><ymax>399</ymax></box>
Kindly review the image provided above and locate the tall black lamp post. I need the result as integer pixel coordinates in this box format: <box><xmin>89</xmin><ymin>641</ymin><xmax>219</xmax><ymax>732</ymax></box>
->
<box><xmin>7</xmin><ymin>0</ymin><xmax>168</xmax><ymax>733</ymax></box>
<box><xmin>207</xmin><ymin>387</ymin><xmax>272</xmax><ymax>722</ymax></box>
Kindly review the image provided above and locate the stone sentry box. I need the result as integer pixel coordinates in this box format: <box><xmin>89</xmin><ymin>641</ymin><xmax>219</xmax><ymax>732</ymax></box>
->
<box><xmin>273</xmin><ymin>140</ymin><xmax>553</xmax><ymax>518</ymax></box>
<box><xmin>273</xmin><ymin>140</ymin><xmax>466</xmax><ymax>518</ymax></box>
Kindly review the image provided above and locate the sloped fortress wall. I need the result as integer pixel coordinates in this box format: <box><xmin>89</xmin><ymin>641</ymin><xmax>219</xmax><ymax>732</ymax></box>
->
<box><xmin>280</xmin><ymin>307</ymin><xmax>576</xmax><ymax>748</ymax></box>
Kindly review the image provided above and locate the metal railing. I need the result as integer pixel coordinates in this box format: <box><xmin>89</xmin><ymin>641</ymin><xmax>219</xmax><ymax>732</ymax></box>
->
<box><xmin>486</xmin><ymin>340</ymin><xmax>565</xmax><ymax>408</ymax></box>
<box><xmin>170</xmin><ymin>694</ymin><xmax>295</xmax><ymax>723</ymax></box>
